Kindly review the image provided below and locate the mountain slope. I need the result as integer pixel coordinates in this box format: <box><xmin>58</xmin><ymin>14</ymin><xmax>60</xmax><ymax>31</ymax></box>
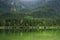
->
<box><xmin>30</xmin><ymin>0</ymin><xmax>60</xmax><ymax>18</ymax></box>
<box><xmin>0</xmin><ymin>0</ymin><xmax>60</xmax><ymax>19</ymax></box>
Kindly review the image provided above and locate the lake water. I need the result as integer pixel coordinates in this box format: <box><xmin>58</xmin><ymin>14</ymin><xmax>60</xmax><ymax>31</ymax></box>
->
<box><xmin>0</xmin><ymin>30</ymin><xmax>60</xmax><ymax>40</ymax></box>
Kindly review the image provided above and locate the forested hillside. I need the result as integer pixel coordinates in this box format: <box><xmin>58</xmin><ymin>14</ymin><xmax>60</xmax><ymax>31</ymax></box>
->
<box><xmin>0</xmin><ymin>0</ymin><xmax>60</xmax><ymax>19</ymax></box>
<box><xmin>29</xmin><ymin>0</ymin><xmax>60</xmax><ymax>18</ymax></box>
<box><xmin>0</xmin><ymin>0</ymin><xmax>60</xmax><ymax>29</ymax></box>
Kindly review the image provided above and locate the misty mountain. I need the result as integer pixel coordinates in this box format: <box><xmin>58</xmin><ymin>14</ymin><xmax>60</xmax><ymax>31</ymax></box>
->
<box><xmin>0</xmin><ymin>0</ymin><xmax>46</xmax><ymax>18</ymax></box>
<box><xmin>30</xmin><ymin>0</ymin><xmax>60</xmax><ymax>18</ymax></box>
<box><xmin>0</xmin><ymin>0</ymin><xmax>60</xmax><ymax>19</ymax></box>
<box><xmin>0</xmin><ymin>0</ymin><xmax>47</xmax><ymax>13</ymax></box>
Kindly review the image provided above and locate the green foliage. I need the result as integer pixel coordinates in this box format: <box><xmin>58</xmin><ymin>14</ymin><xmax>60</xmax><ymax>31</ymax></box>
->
<box><xmin>0</xmin><ymin>18</ymin><xmax>60</xmax><ymax>26</ymax></box>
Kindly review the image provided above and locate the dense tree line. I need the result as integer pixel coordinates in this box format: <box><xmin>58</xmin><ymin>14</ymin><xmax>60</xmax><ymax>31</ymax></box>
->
<box><xmin>0</xmin><ymin>18</ymin><xmax>60</xmax><ymax>32</ymax></box>
<box><xmin>0</xmin><ymin>18</ymin><xmax>60</xmax><ymax>26</ymax></box>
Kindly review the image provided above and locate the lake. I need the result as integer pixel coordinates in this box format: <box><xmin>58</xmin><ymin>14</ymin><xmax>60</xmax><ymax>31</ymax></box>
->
<box><xmin>0</xmin><ymin>30</ymin><xmax>60</xmax><ymax>40</ymax></box>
